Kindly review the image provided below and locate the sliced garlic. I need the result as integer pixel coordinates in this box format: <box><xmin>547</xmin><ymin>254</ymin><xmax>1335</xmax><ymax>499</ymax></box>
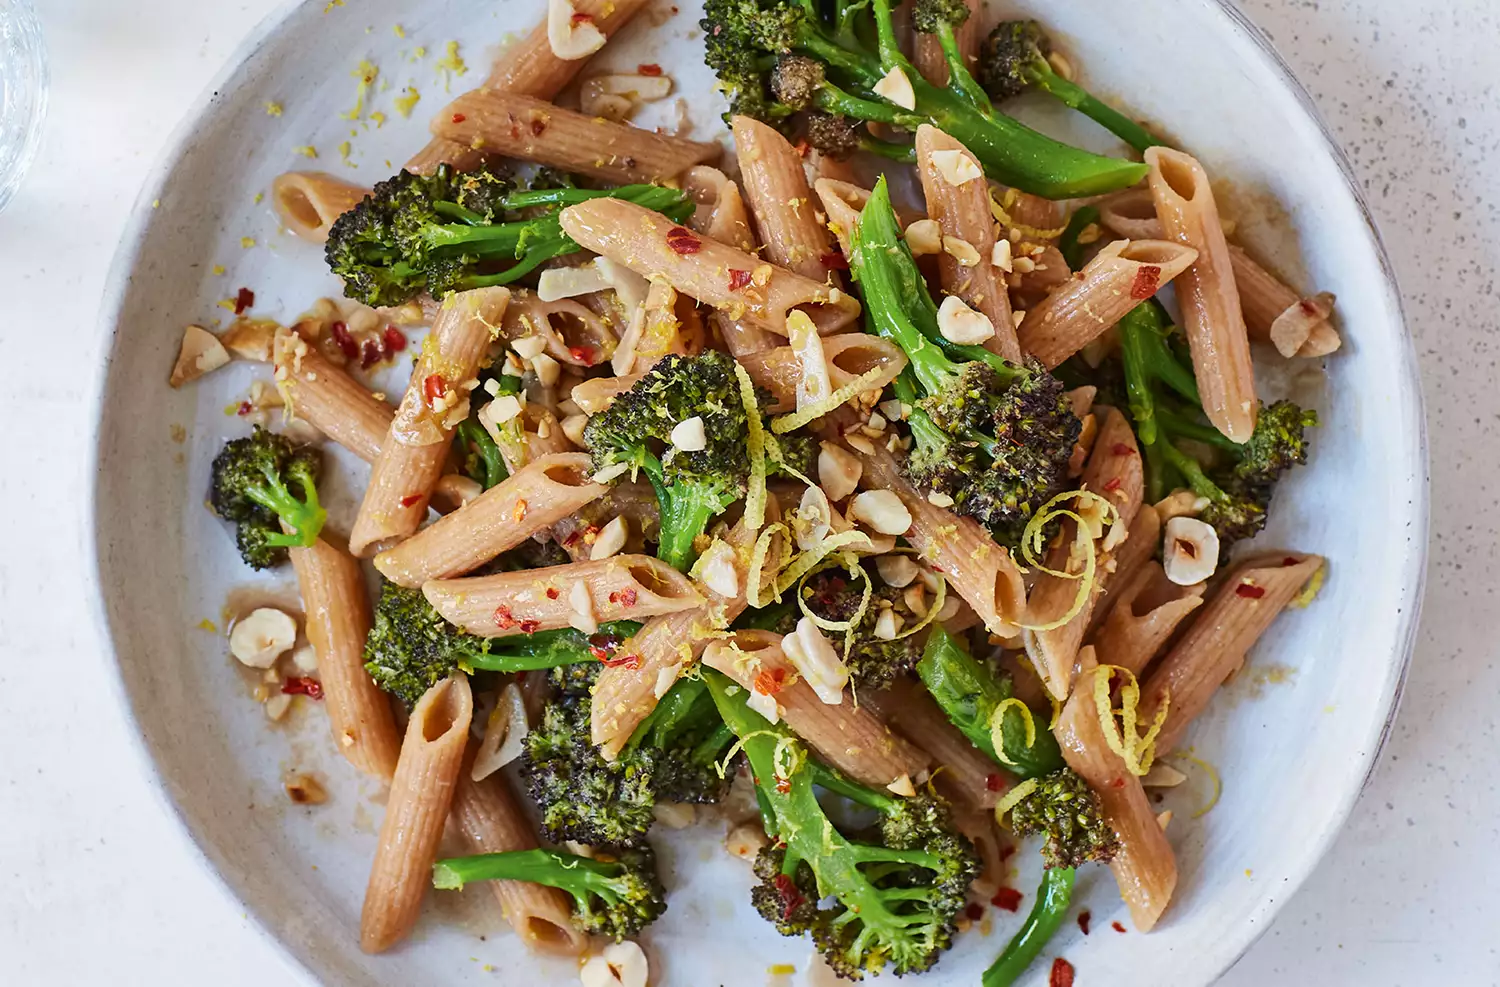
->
<box><xmin>1154</xmin><ymin>488</ymin><xmax>1211</xmax><ymax>523</ymax></box>
<box><xmin>1141</xmin><ymin>763</ymin><xmax>1189</xmax><ymax>788</ymax></box>
<box><xmin>169</xmin><ymin>325</ymin><xmax>231</xmax><ymax>387</ymax></box>
<box><xmin>818</xmin><ymin>442</ymin><xmax>863</xmax><ymax>502</ymax></box>
<box><xmin>876</xmin><ymin>554</ymin><xmax>919</xmax><ymax>588</ymax></box>
<box><xmin>584</xmin><ymin>73</ymin><xmax>673</xmax><ymax>101</ymax></box>
<box><xmin>264</xmin><ymin>693</ymin><xmax>293</xmax><ymax>721</ymax></box>
<box><xmin>482</xmin><ymin>394</ymin><xmax>524</xmax><ymax>430</ymax></box>
<box><xmin>937</xmin><ymin>294</ymin><xmax>995</xmax><ymax>345</ymax></box>
<box><xmin>1163</xmin><ymin>516</ymin><xmax>1220</xmax><ymax>585</ymax></box>
<box><xmin>561</xmin><ymin>413</ymin><xmax>590</xmax><ymax>447</ymax></box>
<box><xmin>537</xmin><ymin>262</ymin><xmax>612</xmax><ymax>302</ymax></box>
<box><xmin>653</xmin><ymin>662</ymin><xmax>682</xmax><ymax>699</ymax></box>
<box><xmin>546</xmin><ymin>0</ymin><xmax>606</xmax><ymax>60</ymax></box>
<box><xmin>229</xmin><ymin>608</ymin><xmax>297</xmax><ymax>669</ymax></box>
<box><xmin>590</xmin><ymin>516</ymin><xmax>629</xmax><ymax>560</ymax></box>
<box><xmin>595</xmin><ymin>257</ymin><xmax>651</xmax><ymax>323</ymax></box>
<box><xmin>872</xmin><ymin>65</ymin><xmax>916</xmax><ymax>110</ymax></box>
<box><xmin>787</xmin><ymin>308</ymin><xmax>832</xmax><ymax>410</ymax></box>
<box><xmin>532</xmin><ymin>352</ymin><xmax>562</xmax><ymax>388</ymax></box>
<box><xmin>670</xmin><ymin>415</ymin><xmax>707</xmax><ymax>452</ymax></box>
<box><xmin>904</xmin><ymin>218</ymin><xmax>943</xmax><ymax>256</ymax></box>
<box><xmin>850</xmin><ymin>490</ymin><xmax>913</xmax><ymax>536</ymax></box>
<box><xmin>580</xmin><ymin>941</ymin><xmax>649</xmax><ymax>987</ymax></box>
<box><xmin>746</xmin><ymin>686</ymin><xmax>782</xmax><ymax>724</ymax></box>
<box><xmin>795</xmin><ymin>485</ymin><xmax>834</xmax><ymax>551</ymax></box>
<box><xmin>472</xmin><ymin>683</ymin><xmax>529</xmax><ymax>781</ymax></box>
<box><xmin>696</xmin><ymin>538</ymin><xmax>740</xmax><ymax>598</ymax></box>
<box><xmin>288</xmin><ymin>642</ymin><xmax>319</xmax><ymax>675</ymax></box>
<box><xmin>782</xmin><ymin>616</ymin><xmax>849</xmax><ymax>705</ymax></box>
<box><xmin>930</xmin><ymin>148</ymin><xmax>982</xmax><ymax>186</ymax></box>
<box><xmin>569</xmin><ymin>579</ymin><xmax>599</xmax><ymax>634</ymax></box>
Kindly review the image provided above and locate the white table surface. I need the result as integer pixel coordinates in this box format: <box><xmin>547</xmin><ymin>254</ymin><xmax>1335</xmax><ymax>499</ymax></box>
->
<box><xmin>3</xmin><ymin>0</ymin><xmax>1497</xmax><ymax>983</ymax></box>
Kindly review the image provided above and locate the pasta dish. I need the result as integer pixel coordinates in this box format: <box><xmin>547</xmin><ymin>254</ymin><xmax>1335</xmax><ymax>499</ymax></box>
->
<box><xmin>167</xmin><ymin>1</ymin><xmax>1338</xmax><ymax>983</ymax></box>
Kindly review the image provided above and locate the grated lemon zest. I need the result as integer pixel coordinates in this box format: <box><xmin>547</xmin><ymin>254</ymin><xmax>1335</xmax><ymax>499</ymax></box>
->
<box><xmin>1017</xmin><ymin>489</ymin><xmax>1119</xmax><ymax>631</ymax></box>
<box><xmin>775</xmin><ymin>531</ymin><xmax>870</xmax><ymax>598</ymax></box>
<box><xmin>988</xmin><ymin>187</ymin><xmax>1067</xmax><ymax>240</ymax></box>
<box><xmin>892</xmin><ymin>577</ymin><xmax>945</xmax><ymax>641</ymax></box>
<box><xmin>341</xmin><ymin>59</ymin><xmax>379</xmax><ymax>120</ymax></box>
<box><xmin>770</xmin><ymin>364</ymin><xmax>889</xmax><ymax>434</ymax></box>
<box><xmin>733</xmin><ymin>362</ymin><xmax>769</xmax><ymax>531</ymax></box>
<box><xmin>746</xmin><ymin>523</ymin><xmax>791</xmax><ymax>609</ymax></box>
<box><xmin>715</xmin><ymin>728</ymin><xmax>777</xmax><ymax>779</ymax></box>
<box><xmin>795</xmin><ymin>557</ymin><xmax>869</xmax><ymax>636</ymax></box>
<box><xmin>771</xmin><ymin>735</ymin><xmax>806</xmax><ymax>786</ymax></box>
<box><xmin>1171</xmin><ymin>751</ymin><xmax>1223</xmax><ymax>818</ymax></box>
<box><xmin>992</xmin><ymin>776</ymin><xmax>1038</xmax><ymax>821</ymax></box>
<box><xmin>1092</xmin><ymin>664</ymin><xmax>1169</xmax><ymax>777</ymax></box>
<box><xmin>1288</xmin><ymin>561</ymin><xmax>1325</xmax><ymax>608</ymax></box>
<box><xmin>988</xmin><ymin>697</ymin><xmax>1036</xmax><ymax>768</ymax></box>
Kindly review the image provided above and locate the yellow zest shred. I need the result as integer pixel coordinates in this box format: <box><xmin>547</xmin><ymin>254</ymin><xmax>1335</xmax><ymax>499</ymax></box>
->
<box><xmin>733</xmin><ymin>362</ymin><xmax>769</xmax><ymax>531</ymax></box>
<box><xmin>992</xmin><ymin>776</ymin><xmax>1038</xmax><ymax>821</ymax></box>
<box><xmin>341</xmin><ymin>59</ymin><xmax>379</xmax><ymax>121</ymax></box>
<box><xmin>796</xmin><ymin>557</ymin><xmax>869</xmax><ymax>635</ymax></box>
<box><xmin>393</xmin><ymin>86</ymin><xmax>421</xmax><ymax>118</ymax></box>
<box><xmin>1016</xmin><ymin>489</ymin><xmax>1119</xmax><ymax>632</ymax></box>
<box><xmin>988</xmin><ymin>187</ymin><xmax>1067</xmax><ymax>240</ymax></box>
<box><xmin>293</xmin><ymin>145</ymin><xmax>318</xmax><ymax>159</ymax></box>
<box><xmin>764</xmin><ymin>432</ymin><xmax>813</xmax><ymax>486</ymax></box>
<box><xmin>1047</xmin><ymin>691</ymin><xmax>1062</xmax><ymax>731</ymax></box>
<box><xmin>715</xmin><ymin>728</ymin><xmax>774</xmax><ymax>779</ymax></box>
<box><xmin>771</xmin><ymin>735</ymin><xmax>806</xmax><ymax>786</ymax></box>
<box><xmin>1172</xmin><ymin>752</ymin><xmax>1223</xmax><ymax>818</ymax></box>
<box><xmin>1288</xmin><ymin>561</ymin><xmax>1326</xmax><ymax>608</ymax></box>
<box><xmin>770</xmin><ymin>364</ymin><xmax>889</xmax><ymax>434</ymax></box>
<box><xmin>774</xmin><ymin>532</ymin><xmax>870</xmax><ymax>599</ymax></box>
<box><xmin>746</xmin><ymin>523</ymin><xmax>791</xmax><ymax>609</ymax></box>
<box><xmin>264</xmin><ymin>101</ymin><xmax>283</xmax><ymax>117</ymax></box>
<box><xmin>893</xmin><ymin>576</ymin><xmax>944</xmax><ymax>640</ymax></box>
<box><xmin>1092</xmin><ymin>664</ymin><xmax>1168</xmax><ymax>777</ymax></box>
<box><xmin>987</xmin><ymin>697</ymin><xmax>1036</xmax><ymax>768</ymax></box>
<box><xmin>436</xmin><ymin>41</ymin><xmax>468</xmax><ymax>89</ymax></box>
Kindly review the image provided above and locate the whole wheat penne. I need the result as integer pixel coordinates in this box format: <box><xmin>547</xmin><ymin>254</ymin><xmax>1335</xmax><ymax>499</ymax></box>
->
<box><xmin>374</xmin><ymin>453</ymin><xmax>607</xmax><ymax>587</ymax></box>
<box><xmin>1140</xmin><ymin>553</ymin><xmax>1324</xmax><ymax>754</ymax></box>
<box><xmin>915</xmin><ymin>126</ymin><xmax>1020</xmax><ymax>361</ymax></box>
<box><xmin>289</xmin><ymin>536</ymin><xmax>402</xmax><ymax>781</ymax></box>
<box><xmin>424</xmin><ymin>555</ymin><xmax>703</xmax><ymax>636</ymax></box>
<box><xmin>1089</xmin><ymin>561</ymin><xmax>1205</xmax><ymax>676</ymax></box>
<box><xmin>703</xmin><ymin>631</ymin><xmax>929</xmax><ymax>789</ymax></box>
<box><xmin>1024</xmin><ymin>409</ymin><xmax>1144</xmax><ymax>698</ymax></box>
<box><xmin>1145</xmin><ymin>147</ymin><xmax>1258</xmax><ymax>442</ymax></box>
<box><xmin>361</xmin><ymin>676</ymin><xmax>473</xmax><ymax>953</ymax></box>
<box><xmin>739</xmin><ymin>335</ymin><xmax>908</xmax><ymax>413</ymax></box>
<box><xmin>860</xmin><ymin>678</ymin><xmax>1003</xmax><ymax>810</ymax></box>
<box><xmin>685</xmin><ymin>166</ymin><xmax>779</xmax><ymax>358</ymax></box>
<box><xmin>912</xmin><ymin>0</ymin><xmax>979</xmax><ymax>86</ymax></box>
<box><xmin>1228</xmin><ymin>245</ymin><xmax>1341</xmax><ymax>357</ymax></box>
<box><xmin>813</xmin><ymin>178</ymin><xmax>871</xmax><ymax>258</ymax></box>
<box><xmin>857</xmin><ymin>446</ymin><xmax>1026</xmax><ymax>634</ymax></box>
<box><xmin>505</xmin><ymin>289</ymin><xmax>618</xmax><ymax>368</ymax></box>
<box><xmin>559</xmin><ymin>198</ymin><xmax>861</xmax><ymax>336</ymax></box>
<box><xmin>405</xmin><ymin>0</ymin><xmax>650</xmax><ymax>175</ymax></box>
<box><xmin>431</xmin><ymin>91</ymin><xmax>720</xmax><ymax>185</ymax></box>
<box><xmin>1097</xmin><ymin>188</ymin><xmax>1163</xmax><ymax>241</ymax></box>
<box><xmin>274</xmin><ymin>326</ymin><xmax>395</xmax><ymax>463</ymax></box>
<box><xmin>1018</xmin><ymin>239</ymin><xmax>1199</xmax><ymax>369</ymax></box>
<box><xmin>350</xmin><ymin>287</ymin><xmax>510</xmax><ymax>556</ymax></box>
<box><xmin>272</xmin><ymin>172</ymin><xmax>370</xmax><ymax>243</ymax></box>
<box><xmin>1087</xmin><ymin>503</ymin><xmax>1162</xmax><ymax>638</ymax></box>
<box><xmin>451</xmin><ymin>746</ymin><xmax>588</xmax><ymax>956</ymax></box>
<box><xmin>1055</xmin><ymin>661</ymin><xmax>1177</xmax><ymax>932</ymax></box>
<box><xmin>733</xmin><ymin>116</ymin><xmax>844</xmax><ymax>286</ymax></box>
<box><xmin>999</xmin><ymin>188</ymin><xmax>1065</xmax><ymax>237</ymax></box>
<box><xmin>495</xmin><ymin>405</ymin><xmax>575</xmax><ymax>474</ymax></box>
<box><xmin>591</xmin><ymin>505</ymin><xmax>779</xmax><ymax>756</ymax></box>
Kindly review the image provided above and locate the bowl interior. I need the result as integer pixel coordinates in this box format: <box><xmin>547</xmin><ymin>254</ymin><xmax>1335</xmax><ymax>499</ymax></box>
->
<box><xmin>92</xmin><ymin>0</ymin><xmax>1424</xmax><ymax>983</ymax></box>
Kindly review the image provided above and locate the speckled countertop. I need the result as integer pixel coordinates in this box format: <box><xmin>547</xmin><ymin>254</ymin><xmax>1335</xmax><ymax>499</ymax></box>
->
<box><xmin>1</xmin><ymin>0</ymin><xmax>1496</xmax><ymax>983</ymax></box>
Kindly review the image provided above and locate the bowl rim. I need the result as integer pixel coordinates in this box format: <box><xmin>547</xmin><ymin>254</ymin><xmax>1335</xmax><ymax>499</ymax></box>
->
<box><xmin>85</xmin><ymin>0</ymin><xmax>1429</xmax><ymax>983</ymax></box>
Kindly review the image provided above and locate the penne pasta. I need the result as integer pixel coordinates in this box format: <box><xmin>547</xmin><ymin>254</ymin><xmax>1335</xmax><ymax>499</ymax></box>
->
<box><xmin>685</xmin><ymin>166</ymin><xmax>780</xmax><ymax>359</ymax></box>
<box><xmin>1096</xmin><ymin>187</ymin><xmax>1163</xmax><ymax>241</ymax></box>
<box><xmin>1145</xmin><ymin>147</ymin><xmax>1258</xmax><ymax>442</ymax></box>
<box><xmin>431</xmin><ymin>91</ymin><xmax>721</xmax><ymax>185</ymax></box>
<box><xmin>558</xmin><ymin>198</ymin><xmax>862</xmax><ymax>336</ymax></box>
<box><xmin>350</xmin><ymin>287</ymin><xmax>511</xmax><ymax>556</ymax></box>
<box><xmin>495</xmin><ymin>405</ymin><xmax>576</xmax><ymax>474</ymax></box>
<box><xmin>860</xmin><ymin>678</ymin><xmax>1005</xmax><ymax>810</ymax></box>
<box><xmin>1018</xmin><ymin>239</ymin><xmax>1199</xmax><ymax>369</ymax></box>
<box><xmin>1055</xmin><ymin>660</ymin><xmax>1178</xmax><ymax>932</ymax></box>
<box><xmin>289</xmin><ymin>536</ymin><xmax>403</xmax><ymax>781</ymax></box>
<box><xmin>274</xmin><ymin>325</ymin><xmax>395</xmax><ymax>463</ymax></box>
<box><xmin>1140</xmin><ymin>553</ymin><xmax>1324</xmax><ymax>754</ymax></box>
<box><xmin>732</xmin><ymin>116</ymin><xmax>844</xmax><ymax>285</ymax></box>
<box><xmin>272</xmin><ymin>172</ymin><xmax>370</xmax><ymax>243</ymax></box>
<box><xmin>1089</xmin><ymin>561</ymin><xmax>1205</xmax><ymax>676</ymax></box>
<box><xmin>915</xmin><ymin>125</ymin><xmax>1020</xmax><ymax>361</ymax></box>
<box><xmin>504</xmin><ymin>289</ymin><xmax>619</xmax><ymax>369</ymax></box>
<box><xmin>451</xmin><ymin>746</ymin><xmax>587</xmax><ymax>956</ymax></box>
<box><xmin>702</xmin><ymin>631</ymin><xmax>930</xmax><ymax>789</ymax></box>
<box><xmin>1228</xmin><ymin>245</ymin><xmax>1341</xmax><ymax>357</ymax></box>
<box><xmin>813</xmin><ymin>178</ymin><xmax>871</xmax><ymax>259</ymax></box>
<box><xmin>405</xmin><ymin>0</ymin><xmax>651</xmax><ymax>175</ymax></box>
<box><xmin>361</xmin><ymin>676</ymin><xmax>474</xmax><ymax>953</ymax></box>
<box><xmin>423</xmin><ymin>555</ymin><xmax>703</xmax><ymax>636</ymax></box>
<box><xmin>738</xmin><ymin>334</ymin><xmax>908</xmax><ymax>413</ymax></box>
<box><xmin>1086</xmin><ymin>503</ymin><xmax>1162</xmax><ymax>639</ymax></box>
<box><xmin>374</xmin><ymin>453</ymin><xmax>608</xmax><ymax>587</ymax></box>
<box><xmin>857</xmin><ymin>446</ymin><xmax>1027</xmax><ymax>635</ymax></box>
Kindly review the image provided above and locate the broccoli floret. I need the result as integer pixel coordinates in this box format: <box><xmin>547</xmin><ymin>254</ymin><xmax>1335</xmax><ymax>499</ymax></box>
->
<box><xmin>700</xmin><ymin>0</ymin><xmax>1148</xmax><ymax>199</ymax></box>
<box><xmin>582</xmin><ymin>351</ymin><xmax>759</xmax><ymax>571</ymax></box>
<box><xmin>523</xmin><ymin>666</ymin><xmax>737</xmax><ymax>848</ymax></box>
<box><xmin>1007</xmin><ymin>767</ymin><xmax>1120</xmax><ymax>870</ymax></box>
<box><xmin>852</xmin><ymin>179</ymin><xmax>1081</xmax><ymax>547</ymax></box>
<box><xmin>978</xmin><ymin>20</ymin><xmax>1162</xmax><ymax>153</ymax></box>
<box><xmin>325</xmin><ymin>165</ymin><xmax>694</xmax><ymax>307</ymax></box>
<box><xmin>797</xmin><ymin>567</ymin><xmax>926</xmax><ymax>689</ymax></box>
<box><xmin>433</xmin><ymin>846</ymin><xmax>666</xmax><ymax>942</ymax></box>
<box><xmin>209</xmin><ymin>426</ymin><xmax>326</xmax><ymax>569</ymax></box>
<box><xmin>362</xmin><ymin>581</ymin><xmax>640</xmax><ymax>707</ymax></box>
<box><xmin>707</xmin><ymin>667</ymin><xmax>978</xmax><ymax>979</ymax></box>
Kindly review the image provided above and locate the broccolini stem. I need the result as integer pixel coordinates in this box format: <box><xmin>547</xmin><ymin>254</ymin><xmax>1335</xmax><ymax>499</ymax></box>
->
<box><xmin>1057</xmin><ymin>205</ymin><xmax>1099</xmax><ymax>271</ymax></box>
<box><xmin>933</xmin><ymin>22</ymin><xmax>993</xmax><ymax>112</ymax></box>
<box><xmin>1158</xmin><ymin>439</ymin><xmax>1230</xmax><ymax>506</ymax></box>
<box><xmin>816</xmin><ymin>82</ymin><xmax>924</xmax><ymax>127</ymax></box>
<box><xmin>859</xmin><ymin>133</ymin><xmax>918</xmax><ymax>162</ymax></box>
<box><xmin>1026</xmin><ymin>65</ymin><xmax>1162</xmax><ymax>154</ymax></box>
<box><xmin>981</xmin><ymin>866</ymin><xmax>1076</xmax><ymax>987</ymax></box>
<box><xmin>463</xmin><ymin>622</ymin><xmax>643</xmax><ymax>672</ymax></box>
<box><xmin>454</xmin><ymin>417</ymin><xmax>508</xmax><ymax>489</ymax></box>
<box><xmin>1116</xmin><ymin>301</ymin><xmax>1200</xmax><ymax>446</ymax></box>
<box><xmin>868</xmin><ymin>0</ymin><xmax>914</xmax><ymax>74</ymax></box>
<box><xmin>433</xmin><ymin>848</ymin><xmax>601</xmax><ymax>895</ymax></box>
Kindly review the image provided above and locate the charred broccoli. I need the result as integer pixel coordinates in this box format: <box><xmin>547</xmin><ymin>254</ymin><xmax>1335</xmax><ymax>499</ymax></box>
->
<box><xmin>978</xmin><ymin>20</ymin><xmax>1163</xmax><ymax>153</ymax></box>
<box><xmin>706</xmin><ymin>667</ymin><xmax>978</xmax><ymax>979</ymax></box>
<box><xmin>700</xmin><ymin>0</ymin><xmax>1147</xmax><ymax>197</ymax></box>
<box><xmin>851</xmin><ymin>178</ymin><xmax>1081</xmax><ymax>546</ymax></box>
<box><xmin>209</xmin><ymin>426</ymin><xmax>326</xmax><ymax>569</ymax></box>
<box><xmin>434</xmin><ymin>846</ymin><xmax>666</xmax><ymax>941</ymax></box>
<box><xmin>793</xmin><ymin>566</ymin><xmax>927</xmax><ymax>689</ymax></box>
<box><xmin>325</xmin><ymin>165</ymin><xmax>694</xmax><ymax>307</ymax></box>
<box><xmin>362</xmin><ymin>580</ymin><xmax>640</xmax><ymax>707</ymax></box>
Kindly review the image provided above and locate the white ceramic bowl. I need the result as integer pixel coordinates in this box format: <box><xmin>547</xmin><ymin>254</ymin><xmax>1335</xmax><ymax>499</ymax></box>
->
<box><xmin>90</xmin><ymin>0</ymin><xmax>1426</xmax><ymax>983</ymax></box>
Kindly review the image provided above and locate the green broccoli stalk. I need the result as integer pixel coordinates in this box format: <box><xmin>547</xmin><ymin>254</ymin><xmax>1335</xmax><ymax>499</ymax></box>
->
<box><xmin>582</xmin><ymin>351</ymin><xmax>760</xmax><ymax>572</ymax></box>
<box><xmin>1117</xmin><ymin>301</ymin><xmax>1317</xmax><ymax>548</ymax></box>
<box><xmin>977</xmin><ymin>21</ymin><xmax>1163</xmax><ymax>154</ymax></box>
<box><xmin>1057</xmin><ymin>204</ymin><xmax>1100</xmax><ymax>271</ymax></box>
<box><xmin>701</xmin><ymin>0</ymin><xmax>1148</xmax><ymax>198</ymax></box>
<box><xmin>851</xmin><ymin>178</ymin><xmax>1081</xmax><ymax>546</ymax></box>
<box><xmin>325</xmin><ymin>165</ymin><xmax>694</xmax><ymax>307</ymax></box>
<box><xmin>981</xmin><ymin>866</ymin><xmax>1075</xmax><ymax>987</ymax></box>
<box><xmin>433</xmin><ymin>846</ymin><xmax>666</xmax><ymax>942</ymax></box>
<box><xmin>362</xmin><ymin>581</ymin><xmax>640</xmax><ymax>707</ymax></box>
<box><xmin>209</xmin><ymin>426</ymin><xmax>327</xmax><ymax>569</ymax></box>
<box><xmin>705</xmin><ymin>667</ymin><xmax>978</xmax><ymax>979</ymax></box>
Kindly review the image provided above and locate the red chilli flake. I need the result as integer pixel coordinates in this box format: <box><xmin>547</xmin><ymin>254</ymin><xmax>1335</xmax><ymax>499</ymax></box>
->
<box><xmin>236</xmin><ymin>401</ymin><xmax>253</xmax><ymax>416</ymax></box>
<box><xmin>1283</xmin><ymin>556</ymin><xmax>1301</xmax><ymax>566</ymax></box>
<box><xmin>1236</xmin><ymin>583</ymin><xmax>1267</xmax><ymax>599</ymax></box>
<box><xmin>569</xmin><ymin>345</ymin><xmax>595</xmax><ymax>366</ymax></box>
<box><xmin>382</xmin><ymin>325</ymin><xmax>407</xmax><ymax>353</ymax></box>
<box><xmin>492</xmin><ymin>604</ymin><xmax>518</xmax><ymax>630</ymax></box>
<box><xmin>991</xmin><ymin>888</ymin><xmax>1023</xmax><ymax>912</ymax></box>
<box><xmin>1103</xmin><ymin>476</ymin><xmax>1123</xmax><ymax>492</ymax></box>
<box><xmin>571</xmin><ymin>11</ymin><xmax>594</xmax><ymax>24</ymax></box>
<box><xmin>665</xmin><ymin>226</ymin><xmax>702</xmax><ymax>255</ymax></box>
<box><xmin>821</xmin><ymin>251</ymin><xmax>850</xmax><ymax>270</ymax></box>
<box><xmin>753</xmin><ymin>667</ymin><xmax>788</xmax><ymax>696</ymax></box>
<box><xmin>400</xmin><ymin>493</ymin><xmax>423</xmax><ymax>507</ymax></box>
<box><xmin>793</xmin><ymin>139</ymin><xmax>810</xmax><ymax>157</ymax></box>
<box><xmin>998</xmin><ymin>844</ymin><xmax>1017</xmax><ymax>863</ymax></box>
<box><xmin>1112</xmin><ymin>920</ymin><xmax>1128</xmax><ymax>933</ymax></box>
<box><xmin>773</xmin><ymin>874</ymin><xmax>805</xmax><ymax>920</ymax></box>
<box><xmin>606</xmin><ymin>588</ymin><xmax>638</xmax><ymax>607</ymax></box>
<box><xmin>600</xmin><ymin>652</ymin><xmax>643</xmax><ymax>669</ymax></box>
<box><xmin>423</xmin><ymin>373</ymin><xmax>447</xmax><ymax>404</ymax></box>
<box><xmin>1130</xmin><ymin>264</ymin><xmax>1163</xmax><ymax>300</ymax></box>
<box><xmin>282</xmin><ymin>677</ymin><xmax>324</xmax><ymax>700</ymax></box>
<box><xmin>330</xmin><ymin>320</ymin><xmax>359</xmax><ymax>359</ymax></box>
<box><xmin>1049</xmin><ymin>958</ymin><xmax>1076</xmax><ymax>987</ymax></box>
<box><xmin>359</xmin><ymin>338</ymin><xmax>383</xmax><ymax>369</ymax></box>
<box><xmin>775</xmin><ymin>776</ymin><xmax>792</xmax><ymax>794</ymax></box>
<box><xmin>638</xmin><ymin>63</ymin><xmax>663</xmax><ymax>76</ymax></box>
<box><xmin>234</xmin><ymin>287</ymin><xmax>255</xmax><ymax>314</ymax></box>
<box><xmin>519</xmin><ymin>619</ymin><xmax>541</xmax><ymax>634</ymax></box>
<box><xmin>985</xmin><ymin>773</ymin><xmax>1007</xmax><ymax>793</ymax></box>
<box><xmin>546</xmin><ymin>587</ymin><xmax>561</xmax><ymax>600</ymax></box>
<box><xmin>451</xmin><ymin>112</ymin><xmax>467</xmax><ymax>124</ymax></box>
<box><xmin>1112</xmin><ymin>442</ymin><xmax>1136</xmax><ymax>456</ymax></box>
<box><xmin>1077</xmin><ymin>909</ymin><xmax>1092</xmax><ymax>935</ymax></box>
<box><xmin>728</xmin><ymin>268</ymin><xmax>753</xmax><ymax>292</ymax></box>
<box><xmin>964</xmin><ymin>902</ymin><xmax>985</xmax><ymax>922</ymax></box>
